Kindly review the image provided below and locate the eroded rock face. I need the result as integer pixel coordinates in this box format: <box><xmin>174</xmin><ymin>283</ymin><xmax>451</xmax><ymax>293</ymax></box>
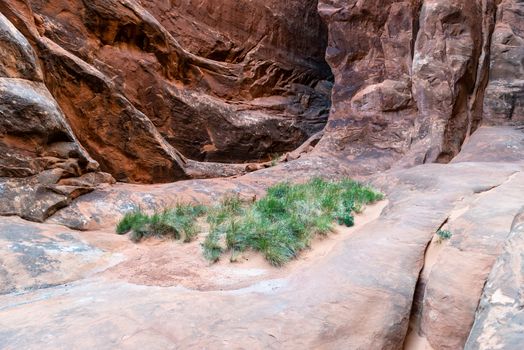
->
<box><xmin>1</xmin><ymin>126</ymin><xmax>523</xmax><ymax>349</ymax></box>
<box><xmin>0</xmin><ymin>11</ymin><xmax>42</xmax><ymax>80</ymax></box>
<box><xmin>483</xmin><ymin>0</ymin><xmax>524</xmax><ymax>126</ymax></box>
<box><xmin>0</xmin><ymin>0</ymin><xmax>331</xmax><ymax>174</ymax></box>
<box><xmin>0</xmin><ymin>12</ymin><xmax>114</xmax><ymax>222</ymax></box>
<box><xmin>411</xmin><ymin>0</ymin><xmax>494</xmax><ymax>163</ymax></box>
<box><xmin>0</xmin><ymin>0</ymin><xmax>333</xmax><ymax>220</ymax></box>
<box><xmin>316</xmin><ymin>0</ymin><xmax>522</xmax><ymax>170</ymax></box>
<box><xmin>1</xmin><ymin>0</ymin><xmax>522</xmax><ymax>204</ymax></box>
<box><xmin>316</xmin><ymin>0</ymin><xmax>420</xmax><ymax>167</ymax></box>
<box><xmin>139</xmin><ymin>0</ymin><xmax>330</xmax><ymax>98</ymax></box>
<box><xmin>0</xmin><ymin>1</ymin><xmax>524</xmax><ymax>346</ymax></box>
<box><xmin>311</xmin><ymin>2</ymin><xmax>524</xmax><ymax>346</ymax></box>
<box><xmin>465</xmin><ymin>210</ymin><xmax>524</xmax><ymax>350</ymax></box>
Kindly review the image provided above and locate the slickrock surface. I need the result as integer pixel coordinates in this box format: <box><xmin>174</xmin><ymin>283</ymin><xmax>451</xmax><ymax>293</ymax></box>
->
<box><xmin>465</xmin><ymin>209</ymin><xmax>524</xmax><ymax>350</ymax></box>
<box><xmin>1</xmin><ymin>127</ymin><xmax>523</xmax><ymax>349</ymax></box>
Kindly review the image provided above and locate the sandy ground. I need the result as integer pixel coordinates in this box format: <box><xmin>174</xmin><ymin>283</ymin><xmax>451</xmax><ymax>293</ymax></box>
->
<box><xmin>94</xmin><ymin>200</ymin><xmax>389</xmax><ymax>291</ymax></box>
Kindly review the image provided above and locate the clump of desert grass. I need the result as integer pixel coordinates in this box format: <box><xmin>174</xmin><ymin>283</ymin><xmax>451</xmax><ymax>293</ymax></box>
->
<box><xmin>202</xmin><ymin>178</ymin><xmax>383</xmax><ymax>266</ymax></box>
<box><xmin>116</xmin><ymin>203</ymin><xmax>206</xmax><ymax>242</ymax></box>
<box><xmin>116</xmin><ymin>178</ymin><xmax>383</xmax><ymax>266</ymax></box>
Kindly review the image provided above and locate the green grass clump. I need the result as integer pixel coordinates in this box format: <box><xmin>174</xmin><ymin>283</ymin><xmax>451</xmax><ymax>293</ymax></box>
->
<box><xmin>116</xmin><ymin>203</ymin><xmax>206</xmax><ymax>242</ymax></box>
<box><xmin>116</xmin><ymin>210</ymin><xmax>149</xmax><ymax>236</ymax></box>
<box><xmin>436</xmin><ymin>229</ymin><xmax>452</xmax><ymax>243</ymax></box>
<box><xmin>202</xmin><ymin>178</ymin><xmax>383</xmax><ymax>266</ymax></box>
<box><xmin>202</xmin><ymin>195</ymin><xmax>243</xmax><ymax>262</ymax></box>
<box><xmin>116</xmin><ymin>178</ymin><xmax>383</xmax><ymax>266</ymax></box>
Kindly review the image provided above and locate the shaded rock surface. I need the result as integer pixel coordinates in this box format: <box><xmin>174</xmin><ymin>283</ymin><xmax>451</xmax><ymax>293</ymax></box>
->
<box><xmin>483</xmin><ymin>0</ymin><xmax>524</xmax><ymax>126</ymax></box>
<box><xmin>0</xmin><ymin>12</ymin><xmax>114</xmax><ymax>222</ymax></box>
<box><xmin>1</xmin><ymin>0</ymin><xmax>524</xmax><ymax>218</ymax></box>
<box><xmin>0</xmin><ymin>0</ymin><xmax>333</xmax><ymax>219</ymax></box>
<box><xmin>0</xmin><ymin>0</ymin><xmax>331</xmax><ymax>175</ymax></box>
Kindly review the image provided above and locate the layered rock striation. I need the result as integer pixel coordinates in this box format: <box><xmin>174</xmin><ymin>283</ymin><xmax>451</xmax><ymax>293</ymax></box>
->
<box><xmin>0</xmin><ymin>0</ymin><xmax>331</xmax><ymax>220</ymax></box>
<box><xmin>0</xmin><ymin>0</ymin><xmax>332</xmax><ymax>182</ymax></box>
<box><xmin>1</xmin><ymin>0</ymin><xmax>523</xmax><ymax>217</ymax></box>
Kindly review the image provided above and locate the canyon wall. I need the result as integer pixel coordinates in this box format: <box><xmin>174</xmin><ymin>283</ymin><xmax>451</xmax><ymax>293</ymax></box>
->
<box><xmin>316</xmin><ymin>1</ymin><xmax>524</xmax><ymax>348</ymax></box>
<box><xmin>0</xmin><ymin>0</ymin><xmax>331</xmax><ymax>181</ymax></box>
<box><xmin>317</xmin><ymin>0</ymin><xmax>523</xmax><ymax>170</ymax></box>
<box><xmin>0</xmin><ymin>0</ymin><xmax>331</xmax><ymax>219</ymax></box>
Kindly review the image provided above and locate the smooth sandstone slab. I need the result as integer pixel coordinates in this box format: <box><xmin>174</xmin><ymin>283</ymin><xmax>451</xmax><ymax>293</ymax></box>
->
<box><xmin>465</xmin><ymin>210</ymin><xmax>524</xmax><ymax>350</ymax></box>
<box><xmin>1</xmin><ymin>155</ymin><xmax>523</xmax><ymax>349</ymax></box>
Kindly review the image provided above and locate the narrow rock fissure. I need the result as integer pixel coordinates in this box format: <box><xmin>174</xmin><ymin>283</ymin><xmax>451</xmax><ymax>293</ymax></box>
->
<box><xmin>402</xmin><ymin>239</ymin><xmax>432</xmax><ymax>349</ymax></box>
<box><xmin>473</xmin><ymin>171</ymin><xmax>518</xmax><ymax>195</ymax></box>
<box><xmin>410</xmin><ymin>0</ymin><xmax>423</xmax><ymax>64</ymax></box>
<box><xmin>402</xmin><ymin>217</ymin><xmax>449</xmax><ymax>349</ymax></box>
<box><xmin>469</xmin><ymin>1</ymin><xmax>497</xmax><ymax>134</ymax></box>
<box><xmin>437</xmin><ymin>1</ymin><xmax>497</xmax><ymax>164</ymax></box>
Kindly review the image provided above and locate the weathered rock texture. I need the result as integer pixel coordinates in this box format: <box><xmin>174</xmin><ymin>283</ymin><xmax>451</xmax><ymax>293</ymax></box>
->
<box><xmin>0</xmin><ymin>0</ymin><xmax>331</xmax><ymax>176</ymax></box>
<box><xmin>0</xmin><ymin>0</ymin><xmax>331</xmax><ymax>220</ymax></box>
<box><xmin>1</xmin><ymin>0</ymin><xmax>524</xmax><ymax>348</ymax></box>
<box><xmin>0</xmin><ymin>12</ymin><xmax>114</xmax><ymax>222</ymax></box>
<box><xmin>483</xmin><ymin>0</ymin><xmax>524</xmax><ymax>125</ymax></box>
<box><xmin>316</xmin><ymin>0</ymin><xmax>523</xmax><ymax>169</ymax></box>
<box><xmin>0</xmin><ymin>0</ymin><xmax>522</xmax><ymax>216</ymax></box>
<box><xmin>465</xmin><ymin>209</ymin><xmax>524</xmax><ymax>350</ymax></box>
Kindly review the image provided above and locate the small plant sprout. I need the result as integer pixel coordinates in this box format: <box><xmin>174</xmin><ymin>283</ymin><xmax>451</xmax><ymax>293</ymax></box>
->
<box><xmin>436</xmin><ymin>229</ymin><xmax>452</xmax><ymax>244</ymax></box>
<box><xmin>270</xmin><ymin>153</ymin><xmax>281</xmax><ymax>167</ymax></box>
